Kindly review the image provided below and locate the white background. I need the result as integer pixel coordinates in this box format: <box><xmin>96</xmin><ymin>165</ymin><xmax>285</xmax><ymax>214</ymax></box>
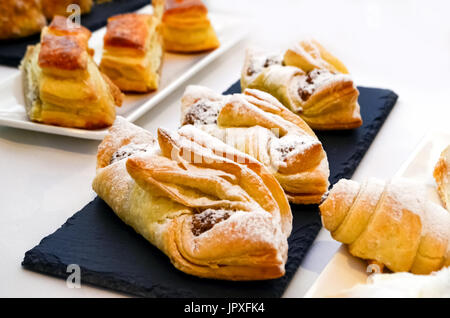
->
<box><xmin>0</xmin><ymin>0</ymin><xmax>449</xmax><ymax>297</ymax></box>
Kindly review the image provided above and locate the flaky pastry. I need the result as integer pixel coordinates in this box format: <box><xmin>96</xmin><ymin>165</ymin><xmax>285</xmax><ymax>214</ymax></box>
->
<box><xmin>20</xmin><ymin>16</ymin><xmax>123</xmax><ymax>129</ymax></box>
<box><xmin>100</xmin><ymin>13</ymin><xmax>164</xmax><ymax>93</ymax></box>
<box><xmin>434</xmin><ymin>145</ymin><xmax>450</xmax><ymax>211</ymax></box>
<box><xmin>241</xmin><ymin>47</ymin><xmax>362</xmax><ymax>130</ymax></box>
<box><xmin>93</xmin><ymin>118</ymin><xmax>292</xmax><ymax>280</ymax></box>
<box><xmin>155</xmin><ymin>0</ymin><xmax>220</xmax><ymax>53</ymax></box>
<box><xmin>180</xmin><ymin>85</ymin><xmax>330</xmax><ymax>204</ymax></box>
<box><xmin>320</xmin><ymin>178</ymin><xmax>450</xmax><ymax>274</ymax></box>
<box><xmin>0</xmin><ymin>0</ymin><xmax>47</xmax><ymax>39</ymax></box>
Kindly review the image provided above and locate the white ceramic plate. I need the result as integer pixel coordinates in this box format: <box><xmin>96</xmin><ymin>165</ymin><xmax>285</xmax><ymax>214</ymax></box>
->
<box><xmin>0</xmin><ymin>5</ymin><xmax>246</xmax><ymax>140</ymax></box>
<box><xmin>304</xmin><ymin>129</ymin><xmax>450</xmax><ymax>298</ymax></box>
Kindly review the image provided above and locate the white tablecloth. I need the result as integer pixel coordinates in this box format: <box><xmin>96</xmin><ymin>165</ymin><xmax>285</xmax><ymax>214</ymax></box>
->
<box><xmin>1</xmin><ymin>0</ymin><xmax>449</xmax><ymax>297</ymax></box>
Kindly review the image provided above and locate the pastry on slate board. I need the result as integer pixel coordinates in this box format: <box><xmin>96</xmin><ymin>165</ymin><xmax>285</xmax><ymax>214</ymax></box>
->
<box><xmin>0</xmin><ymin>0</ymin><xmax>47</xmax><ymax>40</ymax></box>
<box><xmin>434</xmin><ymin>145</ymin><xmax>450</xmax><ymax>210</ymax></box>
<box><xmin>100</xmin><ymin>13</ymin><xmax>164</xmax><ymax>93</ymax></box>
<box><xmin>93</xmin><ymin>118</ymin><xmax>292</xmax><ymax>280</ymax></box>
<box><xmin>241</xmin><ymin>42</ymin><xmax>362</xmax><ymax>130</ymax></box>
<box><xmin>179</xmin><ymin>85</ymin><xmax>330</xmax><ymax>204</ymax></box>
<box><xmin>154</xmin><ymin>0</ymin><xmax>220</xmax><ymax>53</ymax></box>
<box><xmin>20</xmin><ymin>16</ymin><xmax>123</xmax><ymax>129</ymax></box>
<box><xmin>320</xmin><ymin>178</ymin><xmax>450</xmax><ymax>274</ymax></box>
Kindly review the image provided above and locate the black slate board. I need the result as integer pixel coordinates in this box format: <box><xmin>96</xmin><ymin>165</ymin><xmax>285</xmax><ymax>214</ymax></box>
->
<box><xmin>22</xmin><ymin>82</ymin><xmax>398</xmax><ymax>297</ymax></box>
<box><xmin>0</xmin><ymin>0</ymin><xmax>150</xmax><ymax>67</ymax></box>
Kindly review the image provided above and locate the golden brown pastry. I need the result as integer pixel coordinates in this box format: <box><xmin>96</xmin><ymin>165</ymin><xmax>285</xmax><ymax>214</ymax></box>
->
<box><xmin>320</xmin><ymin>178</ymin><xmax>450</xmax><ymax>274</ymax></box>
<box><xmin>283</xmin><ymin>39</ymin><xmax>349</xmax><ymax>74</ymax></box>
<box><xmin>434</xmin><ymin>145</ymin><xmax>450</xmax><ymax>210</ymax></box>
<box><xmin>93</xmin><ymin>117</ymin><xmax>292</xmax><ymax>280</ymax></box>
<box><xmin>0</xmin><ymin>0</ymin><xmax>47</xmax><ymax>39</ymax></box>
<box><xmin>180</xmin><ymin>85</ymin><xmax>330</xmax><ymax>204</ymax></box>
<box><xmin>41</xmin><ymin>0</ymin><xmax>93</xmax><ymax>19</ymax></box>
<box><xmin>156</xmin><ymin>0</ymin><xmax>220</xmax><ymax>53</ymax></box>
<box><xmin>241</xmin><ymin>47</ymin><xmax>362</xmax><ymax>130</ymax></box>
<box><xmin>99</xmin><ymin>13</ymin><xmax>164</xmax><ymax>93</ymax></box>
<box><xmin>20</xmin><ymin>16</ymin><xmax>123</xmax><ymax>129</ymax></box>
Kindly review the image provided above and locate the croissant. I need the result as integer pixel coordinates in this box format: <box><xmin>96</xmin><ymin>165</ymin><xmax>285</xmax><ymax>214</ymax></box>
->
<box><xmin>155</xmin><ymin>0</ymin><xmax>220</xmax><ymax>53</ymax></box>
<box><xmin>180</xmin><ymin>85</ymin><xmax>330</xmax><ymax>204</ymax></box>
<box><xmin>241</xmin><ymin>47</ymin><xmax>362</xmax><ymax>130</ymax></box>
<box><xmin>20</xmin><ymin>16</ymin><xmax>123</xmax><ymax>129</ymax></box>
<box><xmin>93</xmin><ymin>118</ymin><xmax>292</xmax><ymax>280</ymax></box>
<box><xmin>320</xmin><ymin>178</ymin><xmax>450</xmax><ymax>274</ymax></box>
<box><xmin>434</xmin><ymin>145</ymin><xmax>450</xmax><ymax>210</ymax></box>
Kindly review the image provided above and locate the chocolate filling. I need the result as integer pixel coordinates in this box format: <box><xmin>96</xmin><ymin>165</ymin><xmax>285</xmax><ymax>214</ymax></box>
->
<box><xmin>191</xmin><ymin>209</ymin><xmax>231</xmax><ymax>236</ymax></box>
<box><xmin>297</xmin><ymin>88</ymin><xmax>312</xmax><ymax>101</ymax></box>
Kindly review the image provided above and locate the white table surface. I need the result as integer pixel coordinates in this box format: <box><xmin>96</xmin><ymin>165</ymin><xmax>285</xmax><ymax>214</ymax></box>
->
<box><xmin>1</xmin><ymin>0</ymin><xmax>449</xmax><ymax>297</ymax></box>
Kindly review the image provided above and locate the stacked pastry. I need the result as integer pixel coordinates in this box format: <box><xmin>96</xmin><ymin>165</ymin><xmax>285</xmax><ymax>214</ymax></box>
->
<box><xmin>93</xmin><ymin>118</ymin><xmax>292</xmax><ymax>280</ymax></box>
<box><xmin>179</xmin><ymin>85</ymin><xmax>330</xmax><ymax>204</ymax></box>
<box><xmin>241</xmin><ymin>40</ymin><xmax>362</xmax><ymax>130</ymax></box>
<box><xmin>154</xmin><ymin>0</ymin><xmax>220</xmax><ymax>53</ymax></box>
<box><xmin>20</xmin><ymin>16</ymin><xmax>123</xmax><ymax>129</ymax></box>
<box><xmin>100</xmin><ymin>13</ymin><xmax>164</xmax><ymax>92</ymax></box>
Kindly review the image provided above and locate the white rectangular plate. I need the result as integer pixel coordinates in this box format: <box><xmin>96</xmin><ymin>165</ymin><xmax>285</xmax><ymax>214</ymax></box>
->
<box><xmin>0</xmin><ymin>6</ymin><xmax>246</xmax><ymax>140</ymax></box>
<box><xmin>304</xmin><ymin>129</ymin><xmax>450</xmax><ymax>297</ymax></box>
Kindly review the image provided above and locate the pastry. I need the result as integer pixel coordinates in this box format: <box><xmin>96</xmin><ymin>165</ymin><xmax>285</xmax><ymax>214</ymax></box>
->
<box><xmin>320</xmin><ymin>178</ymin><xmax>450</xmax><ymax>274</ymax></box>
<box><xmin>100</xmin><ymin>13</ymin><xmax>164</xmax><ymax>93</ymax></box>
<box><xmin>283</xmin><ymin>39</ymin><xmax>349</xmax><ymax>74</ymax></box>
<box><xmin>93</xmin><ymin>118</ymin><xmax>292</xmax><ymax>280</ymax></box>
<box><xmin>41</xmin><ymin>0</ymin><xmax>93</xmax><ymax>19</ymax></box>
<box><xmin>180</xmin><ymin>85</ymin><xmax>330</xmax><ymax>204</ymax></box>
<box><xmin>156</xmin><ymin>0</ymin><xmax>220</xmax><ymax>53</ymax></box>
<box><xmin>333</xmin><ymin>267</ymin><xmax>450</xmax><ymax>298</ymax></box>
<box><xmin>434</xmin><ymin>145</ymin><xmax>450</xmax><ymax>210</ymax></box>
<box><xmin>20</xmin><ymin>16</ymin><xmax>123</xmax><ymax>129</ymax></box>
<box><xmin>0</xmin><ymin>0</ymin><xmax>47</xmax><ymax>39</ymax></box>
<box><xmin>241</xmin><ymin>47</ymin><xmax>362</xmax><ymax>130</ymax></box>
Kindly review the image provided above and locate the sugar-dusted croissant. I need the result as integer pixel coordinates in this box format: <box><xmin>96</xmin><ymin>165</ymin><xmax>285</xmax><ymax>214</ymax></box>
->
<box><xmin>155</xmin><ymin>0</ymin><xmax>220</xmax><ymax>53</ymax></box>
<box><xmin>283</xmin><ymin>39</ymin><xmax>349</xmax><ymax>74</ymax></box>
<box><xmin>20</xmin><ymin>16</ymin><xmax>123</xmax><ymax>129</ymax></box>
<box><xmin>434</xmin><ymin>145</ymin><xmax>450</xmax><ymax>210</ymax></box>
<box><xmin>320</xmin><ymin>178</ymin><xmax>450</xmax><ymax>274</ymax></box>
<box><xmin>93</xmin><ymin>118</ymin><xmax>292</xmax><ymax>280</ymax></box>
<box><xmin>180</xmin><ymin>85</ymin><xmax>330</xmax><ymax>204</ymax></box>
<box><xmin>241</xmin><ymin>47</ymin><xmax>362</xmax><ymax>130</ymax></box>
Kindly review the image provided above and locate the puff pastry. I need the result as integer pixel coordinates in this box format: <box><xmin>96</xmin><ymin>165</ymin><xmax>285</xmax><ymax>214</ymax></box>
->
<box><xmin>20</xmin><ymin>16</ymin><xmax>123</xmax><ymax>129</ymax></box>
<box><xmin>41</xmin><ymin>0</ymin><xmax>93</xmax><ymax>19</ymax></box>
<box><xmin>283</xmin><ymin>39</ymin><xmax>349</xmax><ymax>74</ymax></box>
<box><xmin>320</xmin><ymin>178</ymin><xmax>450</xmax><ymax>274</ymax></box>
<box><xmin>242</xmin><ymin>47</ymin><xmax>362</xmax><ymax>130</ymax></box>
<box><xmin>156</xmin><ymin>0</ymin><xmax>220</xmax><ymax>53</ymax></box>
<box><xmin>434</xmin><ymin>145</ymin><xmax>450</xmax><ymax>210</ymax></box>
<box><xmin>100</xmin><ymin>13</ymin><xmax>164</xmax><ymax>93</ymax></box>
<box><xmin>180</xmin><ymin>85</ymin><xmax>330</xmax><ymax>204</ymax></box>
<box><xmin>93</xmin><ymin>118</ymin><xmax>292</xmax><ymax>280</ymax></box>
<box><xmin>0</xmin><ymin>0</ymin><xmax>47</xmax><ymax>39</ymax></box>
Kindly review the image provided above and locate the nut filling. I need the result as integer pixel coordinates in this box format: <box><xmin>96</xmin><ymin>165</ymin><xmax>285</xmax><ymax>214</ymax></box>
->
<box><xmin>110</xmin><ymin>143</ymin><xmax>152</xmax><ymax>164</ymax></box>
<box><xmin>191</xmin><ymin>209</ymin><xmax>232</xmax><ymax>236</ymax></box>
<box><xmin>183</xmin><ymin>101</ymin><xmax>222</xmax><ymax>125</ymax></box>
